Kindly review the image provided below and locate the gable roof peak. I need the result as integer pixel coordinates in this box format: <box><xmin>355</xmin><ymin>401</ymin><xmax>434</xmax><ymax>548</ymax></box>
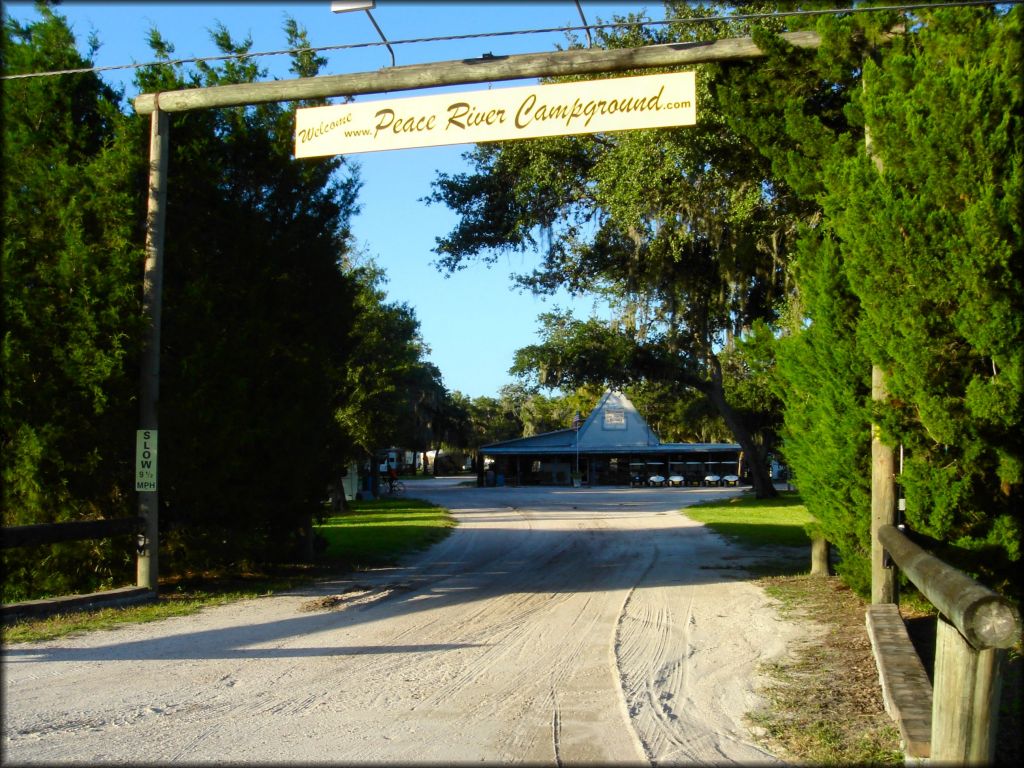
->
<box><xmin>576</xmin><ymin>389</ymin><xmax>660</xmax><ymax>449</ymax></box>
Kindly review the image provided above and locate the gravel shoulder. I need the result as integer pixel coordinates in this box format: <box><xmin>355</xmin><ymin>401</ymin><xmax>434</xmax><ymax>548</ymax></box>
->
<box><xmin>2</xmin><ymin>481</ymin><xmax>809</xmax><ymax>765</ymax></box>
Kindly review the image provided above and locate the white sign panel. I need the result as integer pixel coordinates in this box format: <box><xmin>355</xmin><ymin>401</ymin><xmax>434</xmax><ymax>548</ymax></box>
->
<box><xmin>295</xmin><ymin>71</ymin><xmax>696</xmax><ymax>157</ymax></box>
<box><xmin>135</xmin><ymin>429</ymin><xmax>157</xmax><ymax>492</ymax></box>
<box><xmin>603</xmin><ymin>408</ymin><xmax>627</xmax><ymax>429</ymax></box>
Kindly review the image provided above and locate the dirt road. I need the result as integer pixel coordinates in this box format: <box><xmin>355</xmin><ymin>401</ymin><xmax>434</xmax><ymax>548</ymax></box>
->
<box><xmin>2</xmin><ymin>480</ymin><xmax>806</xmax><ymax>764</ymax></box>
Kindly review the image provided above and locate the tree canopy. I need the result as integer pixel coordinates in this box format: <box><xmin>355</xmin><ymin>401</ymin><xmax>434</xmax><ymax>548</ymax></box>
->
<box><xmin>124</xmin><ymin>23</ymin><xmax>365</xmax><ymax>567</ymax></box>
<box><xmin>430</xmin><ymin>1</ymin><xmax>1022</xmax><ymax>595</ymax></box>
<box><xmin>2</xmin><ymin>5</ymin><xmax>145</xmax><ymax>597</ymax></box>
<box><xmin>1</xmin><ymin>7</ymin><xmax>448</xmax><ymax>596</ymax></box>
<box><xmin>428</xmin><ymin>4</ymin><xmax>811</xmax><ymax>498</ymax></box>
<box><xmin>714</xmin><ymin>3</ymin><xmax>1022</xmax><ymax>594</ymax></box>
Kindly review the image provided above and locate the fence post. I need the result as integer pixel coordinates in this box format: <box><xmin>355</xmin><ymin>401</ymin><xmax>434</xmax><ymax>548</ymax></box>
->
<box><xmin>870</xmin><ymin>365</ymin><xmax>897</xmax><ymax>604</ymax></box>
<box><xmin>931</xmin><ymin>615</ymin><xmax>1005</xmax><ymax>764</ymax></box>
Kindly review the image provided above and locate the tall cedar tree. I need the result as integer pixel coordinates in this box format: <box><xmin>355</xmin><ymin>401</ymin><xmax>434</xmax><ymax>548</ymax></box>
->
<box><xmin>428</xmin><ymin>4</ymin><xmax>809</xmax><ymax>498</ymax></box>
<box><xmin>2</xmin><ymin>9</ymin><xmax>450</xmax><ymax>594</ymax></box>
<box><xmin>2</xmin><ymin>7</ymin><xmax>144</xmax><ymax>599</ymax></box>
<box><xmin>130</xmin><ymin>22</ymin><xmax>362</xmax><ymax>568</ymax></box>
<box><xmin>842</xmin><ymin>6</ymin><xmax>1021</xmax><ymax>595</ymax></box>
<box><xmin>715</xmin><ymin>4</ymin><xmax>1022</xmax><ymax>596</ymax></box>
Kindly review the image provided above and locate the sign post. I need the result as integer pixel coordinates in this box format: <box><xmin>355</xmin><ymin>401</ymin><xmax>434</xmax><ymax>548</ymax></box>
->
<box><xmin>136</xmin><ymin>108</ymin><xmax>169</xmax><ymax>593</ymax></box>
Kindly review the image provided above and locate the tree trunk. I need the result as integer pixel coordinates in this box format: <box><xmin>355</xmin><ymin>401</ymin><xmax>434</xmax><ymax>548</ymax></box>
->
<box><xmin>299</xmin><ymin>513</ymin><xmax>314</xmax><ymax>562</ymax></box>
<box><xmin>810</xmin><ymin>535</ymin><xmax>831</xmax><ymax>576</ymax></box>
<box><xmin>702</xmin><ymin>358</ymin><xmax>777</xmax><ymax>499</ymax></box>
<box><xmin>329</xmin><ymin>477</ymin><xmax>348</xmax><ymax>515</ymax></box>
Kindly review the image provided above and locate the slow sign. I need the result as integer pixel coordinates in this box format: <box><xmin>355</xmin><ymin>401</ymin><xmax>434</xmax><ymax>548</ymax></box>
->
<box><xmin>135</xmin><ymin>430</ymin><xmax>158</xmax><ymax>492</ymax></box>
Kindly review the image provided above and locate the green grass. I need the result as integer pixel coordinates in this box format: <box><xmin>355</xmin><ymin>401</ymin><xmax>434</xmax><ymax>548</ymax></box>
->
<box><xmin>3</xmin><ymin>497</ymin><xmax>456</xmax><ymax>644</ymax></box>
<box><xmin>317</xmin><ymin>497</ymin><xmax>457</xmax><ymax>566</ymax></box>
<box><xmin>682</xmin><ymin>491</ymin><xmax>815</xmax><ymax>549</ymax></box>
<box><xmin>3</xmin><ymin>591</ymin><xmax>262</xmax><ymax>644</ymax></box>
<box><xmin>0</xmin><ymin>573</ymin><xmax>311</xmax><ymax>645</ymax></box>
<box><xmin>681</xmin><ymin>491</ymin><xmax>815</xmax><ymax>576</ymax></box>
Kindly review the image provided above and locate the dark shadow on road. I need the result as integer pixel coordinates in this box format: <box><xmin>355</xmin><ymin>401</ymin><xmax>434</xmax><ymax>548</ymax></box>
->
<box><xmin>2</xmin><ymin>486</ymin><xmax>804</xmax><ymax>664</ymax></box>
<box><xmin>4</xmin><ymin>641</ymin><xmax>487</xmax><ymax>661</ymax></box>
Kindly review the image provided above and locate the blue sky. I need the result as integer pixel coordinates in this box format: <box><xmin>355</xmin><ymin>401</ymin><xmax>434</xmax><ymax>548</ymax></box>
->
<box><xmin>5</xmin><ymin>1</ymin><xmax>664</xmax><ymax>399</ymax></box>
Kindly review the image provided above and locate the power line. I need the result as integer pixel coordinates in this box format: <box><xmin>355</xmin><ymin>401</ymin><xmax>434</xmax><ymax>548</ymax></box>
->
<box><xmin>14</xmin><ymin>20</ymin><xmax>636</xmax><ymax>81</ymax></box>
<box><xmin>2</xmin><ymin>0</ymin><xmax>1017</xmax><ymax>82</ymax></box>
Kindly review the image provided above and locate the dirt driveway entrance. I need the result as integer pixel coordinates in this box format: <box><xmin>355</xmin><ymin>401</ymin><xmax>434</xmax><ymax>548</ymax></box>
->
<box><xmin>2</xmin><ymin>480</ymin><xmax>806</xmax><ymax>764</ymax></box>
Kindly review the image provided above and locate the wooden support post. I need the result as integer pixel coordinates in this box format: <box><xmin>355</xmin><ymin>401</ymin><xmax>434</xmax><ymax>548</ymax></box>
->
<box><xmin>864</xmin><ymin>59</ymin><xmax>898</xmax><ymax>605</ymax></box>
<box><xmin>137</xmin><ymin>108</ymin><xmax>169</xmax><ymax>592</ymax></box>
<box><xmin>871</xmin><ymin>364</ymin><xmax>897</xmax><ymax>604</ymax></box>
<box><xmin>931</xmin><ymin>615</ymin><xmax>1005</xmax><ymax>764</ymax></box>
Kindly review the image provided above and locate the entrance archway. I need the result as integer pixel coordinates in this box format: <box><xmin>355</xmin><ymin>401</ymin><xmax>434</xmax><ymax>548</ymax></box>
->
<box><xmin>131</xmin><ymin>29</ymin><xmax>824</xmax><ymax>589</ymax></box>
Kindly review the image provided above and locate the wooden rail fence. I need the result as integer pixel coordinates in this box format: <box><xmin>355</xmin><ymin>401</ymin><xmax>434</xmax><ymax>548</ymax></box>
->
<box><xmin>868</xmin><ymin>523</ymin><xmax>1021</xmax><ymax>763</ymax></box>
<box><xmin>2</xmin><ymin>517</ymin><xmax>144</xmax><ymax>549</ymax></box>
<box><xmin>1</xmin><ymin>518</ymin><xmax>156</xmax><ymax>618</ymax></box>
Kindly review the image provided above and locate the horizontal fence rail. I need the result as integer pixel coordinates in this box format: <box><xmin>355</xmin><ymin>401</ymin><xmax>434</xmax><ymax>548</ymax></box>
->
<box><xmin>878</xmin><ymin>524</ymin><xmax>1020</xmax><ymax>649</ymax></box>
<box><xmin>2</xmin><ymin>517</ymin><xmax>145</xmax><ymax>549</ymax></box>
<box><xmin>2</xmin><ymin>517</ymin><xmax>154</xmax><ymax>619</ymax></box>
<box><xmin>874</xmin><ymin>522</ymin><xmax>1021</xmax><ymax>763</ymax></box>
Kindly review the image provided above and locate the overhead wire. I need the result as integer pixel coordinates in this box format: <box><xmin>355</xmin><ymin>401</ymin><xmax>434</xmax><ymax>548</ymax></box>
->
<box><xmin>2</xmin><ymin>0</ymin><xmax>1018</xmax><ymax>82</ymax></box>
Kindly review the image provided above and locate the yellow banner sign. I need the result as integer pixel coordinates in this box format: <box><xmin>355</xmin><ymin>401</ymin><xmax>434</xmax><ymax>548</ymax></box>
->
<box><xmin>295</xmin><ymin>71</ymin><xmax>696</xmax><ymax>157</ymax></box>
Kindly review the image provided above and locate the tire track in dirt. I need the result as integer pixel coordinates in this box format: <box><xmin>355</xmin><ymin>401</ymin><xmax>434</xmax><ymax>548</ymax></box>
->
<box><xmin>611</xmin><ymin>522</ymin><xmax>792</xmax><ymax>765</ymax></box>
<box><xmin>484</xmin><ymin>515</ymin><xmax>648</xmax><ymax>764</ymax></box>
<box><xmin>613</xmin><ymin>541</ymin><xmax>664</xmax><ymax>760</ymax></box>
<box><xmin>274</xmin><ymin>506</ymin><xmax>545</xmax><ymax>702</ymax></box>
<box><xmin>3</xmin><ymin>482</ymin><xmax>800</xmax><ymax>765</ymax></box>
<box><xmin>408</xmin><ymin>542</ymin><xmax>583</xmax><ymax>711</ymax></box>
<box><xmin>614</xmin><ymin>541</ymin><xmax>703</xmax><ymax>760</ymax></box>
<box><xmin>492</xmin><ymin>589</ymin><xmax>601</xmax><ymax>760</ymax></box>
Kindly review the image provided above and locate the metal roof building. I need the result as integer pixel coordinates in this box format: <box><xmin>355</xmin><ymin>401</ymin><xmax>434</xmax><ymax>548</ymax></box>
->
<box><xmin>480</xmin><ymin>390</ymin><xmax>743</xmax><ymax>487</ymax></box>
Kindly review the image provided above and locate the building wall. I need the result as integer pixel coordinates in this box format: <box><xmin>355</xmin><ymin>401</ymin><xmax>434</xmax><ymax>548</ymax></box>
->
<box><xmin>487</xmin><ymin>451</ymin><xmax>741</xmax><ymax>486</ymax></box>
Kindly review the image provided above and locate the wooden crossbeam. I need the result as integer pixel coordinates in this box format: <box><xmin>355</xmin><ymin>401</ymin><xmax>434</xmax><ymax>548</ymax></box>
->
<box><xmin>134</xmin><ymin>31</ymin><xmax>822</xmax><ymax>114</ymax></box>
